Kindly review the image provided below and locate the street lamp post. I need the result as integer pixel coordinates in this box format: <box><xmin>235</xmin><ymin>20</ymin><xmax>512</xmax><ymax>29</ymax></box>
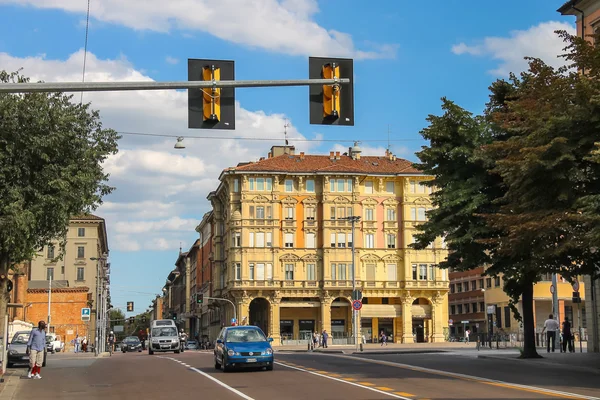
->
<box><xmin>91</xmin><ymin>253</ymin><xmax>108</xmax><ymax>356</ymax></box>
<box><xmin>345</xmin><ymin>216</ymin><xmax>361</xmax><ymax>351</ymax></box>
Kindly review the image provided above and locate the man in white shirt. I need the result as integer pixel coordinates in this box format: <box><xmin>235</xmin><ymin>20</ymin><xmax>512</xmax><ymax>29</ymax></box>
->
<box><xmin>541</xmin><ymin>314</ymin><xmax>560</xmax><ymax>352</ymax></box>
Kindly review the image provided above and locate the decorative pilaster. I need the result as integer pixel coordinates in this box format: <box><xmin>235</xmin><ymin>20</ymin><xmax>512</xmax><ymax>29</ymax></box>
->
<box><xmin>320</xmin><ymin>290</ymin><xmax>333</xmax><ymax>335</ymax></box>
<box><xmin>401</xmin><ymin>291</ymin><xmax>415</xmax><ymax>343</ymax></box>
<box><xmin>269</xmin><ymin>293</ymin><xmax>281</xmax><ymax>345</ymax></box>
<box><xmin>431</xmin><ymin>290</ymin><xmax>445</xmax><ymax>342</ymax></box>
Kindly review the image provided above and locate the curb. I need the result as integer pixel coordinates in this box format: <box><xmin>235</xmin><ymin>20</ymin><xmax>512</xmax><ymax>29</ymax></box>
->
<box><xmin>476</xmin><ymin>355</ymin><xmax>600</xmax><ymax>375</ymax></box>
<box><xmin>351</xmin><ymin>350</ymin><xmax>448</xmax><ymax>355</ymax></box>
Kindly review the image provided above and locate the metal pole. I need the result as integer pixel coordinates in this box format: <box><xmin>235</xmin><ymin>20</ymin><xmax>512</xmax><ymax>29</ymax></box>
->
<box><xmin>552</xmin><ymin>273</ymin><xmax>561</xmax><ymax>351</ymax></box>
<box><xmin>351</xmin><ymin>217</ymin><xmax>358</xmax><ymax>351</ymax></box>
<box><xmin>206</xmin><ymin>297</ymin><xmax>236</xmax><ymax>323</ymax></box>
<box><xmin>47</xmin><ymin>274</ymin><xmax>52</xmax><ymax>334</ymax></box>
<box><xmin>95</xmin><ymin>260</ymin><xmax>99</xmax><ymax>356</ymax></box>
<box><xmin>0</xmin><ymin>78</ymin><xmax>351</xmax><ymax>93</ymax></box>
<box><xmin>578</xmin><ymin>302</ymin><xmax>583</xmax><ymax>353</ymax></box>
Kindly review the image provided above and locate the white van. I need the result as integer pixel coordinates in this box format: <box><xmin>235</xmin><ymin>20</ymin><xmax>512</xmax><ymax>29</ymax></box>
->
<box><xmin>148</xmin><ymin>319</ymin><xmax>180</xmax><ymax>355</ymax></box>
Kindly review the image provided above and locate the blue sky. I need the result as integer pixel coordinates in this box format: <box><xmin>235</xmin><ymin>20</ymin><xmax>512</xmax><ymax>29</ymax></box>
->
<box><xmin>0</xmin><ymin>0</ymin><xmax>576</xmax><ymax>316</ymax></box>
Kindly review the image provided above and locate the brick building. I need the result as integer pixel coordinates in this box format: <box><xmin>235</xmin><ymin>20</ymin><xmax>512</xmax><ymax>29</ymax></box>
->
<box><xmin>26</xmin><ymin>285</ymin><xmax>90</xmax><ymax>350</ymax></box>
<box><xmin>448</xmin><ymin>266</ymin><xmax>486</xmax><ymax>339</ymax></box>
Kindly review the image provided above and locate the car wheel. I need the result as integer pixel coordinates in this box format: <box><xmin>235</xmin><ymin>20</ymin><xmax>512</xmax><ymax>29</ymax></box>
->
<box><xmin>266</xmin><ymin>363</ymin><xmax>273</xmax><ymax>371</ymax></box>
<box><xmin>214</xmin><ymin>358</ymin><xmax>221</xmax><ymax>369</ymax></box>
<box><xmin>175</xmin><ymin>350</ymin><xmax>180</xmax><ymax>354</ymax></box>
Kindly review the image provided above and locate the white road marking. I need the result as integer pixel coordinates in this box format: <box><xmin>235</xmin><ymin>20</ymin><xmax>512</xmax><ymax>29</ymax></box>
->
<box><xmin>158</xmin><ymin>356</ymin><xmax>256</xmax><ymax>400</ymax></box>
<box><xmin>319</xmin><ymin>353</ymin><xmax>600</xmax><ymax>400</ymax></box>
<box><xmin>275</xmin><ymin>361</ymin><xmax>412</xmax><ymax>400</ymax></box>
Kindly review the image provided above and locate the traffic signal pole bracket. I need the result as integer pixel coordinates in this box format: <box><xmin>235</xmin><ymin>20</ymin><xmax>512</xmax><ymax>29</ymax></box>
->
<box><xmin>0</xmin><ymin>78</ymin><xmax>349</xmax><ymax>93</ymax></box>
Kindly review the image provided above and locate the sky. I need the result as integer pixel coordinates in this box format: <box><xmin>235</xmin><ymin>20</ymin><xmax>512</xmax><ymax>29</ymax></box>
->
<box><xmin>0</xmin><ymin>0</ymin><xmax>577</xmax><ymax>316</ymax></box>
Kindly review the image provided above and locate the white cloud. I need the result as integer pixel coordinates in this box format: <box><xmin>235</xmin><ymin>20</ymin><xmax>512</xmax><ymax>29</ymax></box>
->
<box><xmin>165</xmin><ymin>56</ymin><xmax>179</xmax><ymax>65</ymax></box>
<box><xmin>2</xmin><ymin>0</ymin><xmax>397</xmax><ymax>59</ymax></box>
<box><xmin>451</xmin><ymin>21</ymin><xmax>576</xmax><ymax>76</ymax></box>
<box><xmin>0</xmin><ymin>49</ymin><xmax>320</xmax><ymax>252</ymax></box>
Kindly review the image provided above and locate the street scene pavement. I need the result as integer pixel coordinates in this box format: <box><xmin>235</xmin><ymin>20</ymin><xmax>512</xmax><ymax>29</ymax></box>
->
<box><xmin>2</xmin><ymin>348</ymin><xmax>599</xmax><ymax>400</ymax></box>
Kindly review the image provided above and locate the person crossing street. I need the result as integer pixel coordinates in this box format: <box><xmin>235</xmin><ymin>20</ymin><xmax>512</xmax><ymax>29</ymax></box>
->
<box><xmin>26</xmin><ymin>321</ymin><xmax>47</xmax><ymax>379</ymax></box>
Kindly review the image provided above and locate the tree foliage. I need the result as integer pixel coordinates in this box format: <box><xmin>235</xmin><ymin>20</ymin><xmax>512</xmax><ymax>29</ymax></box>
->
<box><xmin>0</xmin><ymin>70</ymin><xmax>119</xmax><ymax>331</ymax></box>
<box><xmin>412</xmin><ymin>31</ymin><xmax>600</xmax><ymax>358</ymax></box>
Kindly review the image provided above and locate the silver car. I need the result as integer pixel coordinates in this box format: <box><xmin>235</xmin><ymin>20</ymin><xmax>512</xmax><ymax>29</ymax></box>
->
<box><xmin>7</xmin><ymin>331</ymin><xmax>47</xmax><ymax>368</ymax></box>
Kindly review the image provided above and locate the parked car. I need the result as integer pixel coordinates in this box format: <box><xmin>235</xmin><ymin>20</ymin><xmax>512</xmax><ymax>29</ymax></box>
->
<box><xmin>185</xmin><ymin>340</ymin><xmax>199</xmax><ymax>350</ymax></box>
<box><xmin>121</xmin><ymin>336</ymin><xmax>143</xmax><ymax>352</ymax></box>
<box><xmin>214</xmin><ymin>326</ymin><xmax>273</xmax><ymax>372</ymax></box>
<box><xmin>7</xmin><ymin>330</ymin><xmax>47</xmax><ymax>368</ymax></box>
<box><xmin>46</xmin><ymin>333</ymin><xmax>64</xmax><ymax>353</ymax></box>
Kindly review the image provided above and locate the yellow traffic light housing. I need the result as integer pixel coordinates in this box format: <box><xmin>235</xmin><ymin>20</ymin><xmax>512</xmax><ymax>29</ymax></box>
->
<box><xmin>322</xmin><ymin>63</ymin><xmax>340</xmax><ymax>120</ymax></box>
<box><xmin>202</xmin><ymin>65</ymin><xmax>221</xmax><ymax>122</ymax></box>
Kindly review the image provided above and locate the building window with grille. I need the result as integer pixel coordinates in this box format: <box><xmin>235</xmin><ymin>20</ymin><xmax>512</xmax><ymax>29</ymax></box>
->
<box><xmin>77</xmin><ymin>246</ymin><xmax>85</xmax><ymax>258</ymax></box>
<box><xmin>285</xmin><ymin>264</ymin><xmax>294</xmax><ymax>280</ymax></box>
<box><xmin>78</xmin><ymin>228</ymin><xmax>85</xmax><ymax>237</ymax></box>
<box><xmin>47</xmin><ymin>267</ymin><xmax>54</xmax><ymax>281</ymax></box>
<box><xmin>307</xmin><ymin>263</ymin><xmax>316</xmax><ymax>281</ymax></box>
<box><xmin>77</xmin><ymin>267</ymin><xmax>85</xmax><ymax>281</ymax></box>
<box><xmin>47</xmin><ymin>245</ymin><xmax>55</xmax><ymax>259</ymax></box>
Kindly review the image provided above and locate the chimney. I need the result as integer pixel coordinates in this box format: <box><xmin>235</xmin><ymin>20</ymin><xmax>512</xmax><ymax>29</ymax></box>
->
<box><xmin>330</xmin><ymin>151</ymin><xmax>335</xmax><ymax>160</ymax></box>
<box><xmin>259</xmin><ymin>157</ymin><xmax>265</xmax><ymax>161</ymax></box>
<box><xmin>335</xmin><ymin>151</ymin><xmax>341</xmax><ymax>160</ymax></box>
<box><xmin>299</xmin><ymin>152</ymin><xmax>305</xmax><ymax>160</ymax></box>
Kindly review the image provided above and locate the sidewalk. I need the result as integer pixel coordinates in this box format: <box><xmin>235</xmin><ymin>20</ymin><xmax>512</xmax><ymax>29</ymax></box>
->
<box><xmin>275</xmin><ymin>341</ymin><xmax>480</xmax><ymax>353</ymax></box>
<box><xmin>477</xmin><ymin>350</ymin><xmax>600</xmax><ymax>372</ymax></box>
<box><xmin>0</xmin><ymin>371</ymin><xmax>19</xmax><ymax>400</ymax></box>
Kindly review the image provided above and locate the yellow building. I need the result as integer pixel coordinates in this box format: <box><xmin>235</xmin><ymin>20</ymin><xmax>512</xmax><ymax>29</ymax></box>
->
<box><xmin>484</xmin><ymin>273</ymin><xmax>586</xmax><ymax>336</ymax></box>
<box><xmin>207</xmin><ymin>145</ymin><xmax>449</xmax><ymax>345</ymax></box>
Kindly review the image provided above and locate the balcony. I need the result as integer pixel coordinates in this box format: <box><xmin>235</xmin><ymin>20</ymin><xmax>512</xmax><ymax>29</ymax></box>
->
<box><xmin>281</xmin><ymin>219</ymin><xmax>297</xmax><ymax>229</ymax></box>
<box><xmin>247</xmin><ymin>219</ymin><xmax>276</xmax><ymax>227</ymax></box>
<box><xmin>323</xmin><ymin>280</ymin><xmax>355</xmax><ymax>288</ymax></box>
<box><xmin>403</xmin><ymin>280</ymin><xmax>449</xmax><ymax>290</ymax></box>
<box><xmin>361</xmin><ymin>281</ymin><xmax>401</xmax><ymax>289</ymax></box>
<box><xmin>383</xmin><ymin>221</ymin><xmax>398</xmax><ymax>230</ymax></box>
<box><xmin>303</xmin><ymin>219</ymin><xmax>319</xmax><ymax>230</ymax></box>
<box><xmin>229</xmin><ymin>280</ymin><xmax>320</xmax><ymax>289</ymax></box>
<box><xmin>323</xmin><ymin>220</ymin><xmax>352</xmax><ymax>228</ymax></box>
<box><xmin>362</xmin><ymin>221</ymin><xmax>377</xmax><ymax>230</ymax></box>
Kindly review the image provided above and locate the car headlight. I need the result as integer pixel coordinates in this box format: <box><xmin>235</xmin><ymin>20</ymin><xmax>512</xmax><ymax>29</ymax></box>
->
<box><xmin>262</xmin><ymin>348</ymin><xmax>273</xmax><ymax>355</ymax></box>
<box><xmin>227</xmin><ymin>349</ymin><xmax>234</xmax><ymax>356</ymax></box>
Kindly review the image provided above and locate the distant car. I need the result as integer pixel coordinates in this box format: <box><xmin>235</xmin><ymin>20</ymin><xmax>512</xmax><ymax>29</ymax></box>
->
<box><xmin>45</xmin><ymin>333</ymin><xmax>64</xmax><ymax>353</ymax></box>
<box><xmin>214</xmin><ymin>326</ymin><xmax>273</xmax><ymax>372</ymax></box>
<box><xmin>186</xmin><ymin>340</ymin><xmax>199</xmax><ymax>350</ymax></box>
<box><xmin>7</xmin><ymin>331</ymin><xmax>47</xmax><ymax>368</ymax></box>
<box><xmin>121</xmin><ymin>336</ymin><xmax>143</xmax><ymax>353</ymax></box>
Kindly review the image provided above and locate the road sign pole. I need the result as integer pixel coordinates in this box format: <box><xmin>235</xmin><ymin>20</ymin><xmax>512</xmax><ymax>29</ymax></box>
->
<box><xmin>346</xmin><ymin>216</ymin><xmax>361</xmax><ymax>351</ymax></box>
<box><xmin>0</xmin><ymin>78</ymin><xmax>350</xmax><ymax>94</ymax></box>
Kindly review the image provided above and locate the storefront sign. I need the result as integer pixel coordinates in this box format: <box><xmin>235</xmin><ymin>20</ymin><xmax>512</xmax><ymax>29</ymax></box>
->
<box><xmin>331</xmin><ymin>319</ymin><xmax>345</xmax><ymax>326</ymax></box>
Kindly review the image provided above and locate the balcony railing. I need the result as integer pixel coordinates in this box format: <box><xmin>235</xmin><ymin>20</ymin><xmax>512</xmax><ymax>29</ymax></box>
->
<box><xmin>383</xmin><ymin>221</ymin><xmax>398</xmax><ymax>230</ymax></box>
<box><xmin>403</xmin><ymin>280</ymin><xmax>449</xmax><ymax>289</ymax></box>
<box><xmin>303</xmin><ymin>220</ymin><xmax>318</xmax><ymax>229</ymax></box>
<box><xmin>247</xmin><ymin>219</ymin><xmax>276</xmax><ymax>227</ymax></box>
<box><xmin>226</xmin><ymin>279</ymin><xmax>448</xmax><ymax>291</ymax></box>
<box><xmin>281</xmin><ymin>219</ymin><xmax>297</xmax><ymax>229</ymax></box>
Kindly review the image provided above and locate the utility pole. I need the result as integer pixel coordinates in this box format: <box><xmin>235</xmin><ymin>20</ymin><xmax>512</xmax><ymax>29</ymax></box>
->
<box><xmin>345</xmin><ymin>215</ymin><xmax>361</xmax><ymax>351</ymax></box>
<box><xmin>47</xmin><ymin>274</ymin><xmax>52</xmax><ymax>334</ymax></box>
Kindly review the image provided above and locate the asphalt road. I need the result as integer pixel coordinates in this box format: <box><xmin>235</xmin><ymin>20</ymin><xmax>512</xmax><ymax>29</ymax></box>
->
<box><xmin>5</xmin><ymin>350</ymin><xmax>600</xmax><ymax>400</ymax></box>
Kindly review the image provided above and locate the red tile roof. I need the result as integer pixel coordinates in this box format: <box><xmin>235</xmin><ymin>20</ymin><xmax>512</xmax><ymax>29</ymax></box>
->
<box><xmin>231</xmin><ymin>154</ymin><xmax>422</xmax><ymax>175</ymax></box>
<box><xmin>71</xmin><ymin>214</ymin><xmax>104</xmax><ymax>221</ymax></box>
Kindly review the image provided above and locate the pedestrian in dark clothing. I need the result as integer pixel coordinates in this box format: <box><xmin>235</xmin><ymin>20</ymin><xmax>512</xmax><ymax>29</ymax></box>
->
<box><xmin>321</xmin><ymin>330</ymin><xmax>329</xmax><ymax>348</ymax></box>
<box><xmin>562</xmin><ymin>318</ymin><xmax>574</xmax><ymax>353</ymax></box>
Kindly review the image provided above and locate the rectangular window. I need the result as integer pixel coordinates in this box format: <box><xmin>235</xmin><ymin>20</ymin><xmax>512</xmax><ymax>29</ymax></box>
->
<box><xmin>479</xmin><ymin>279</ymin><xmax>484</xmax><ymax>289</ymax></box>
<box><xmin>429</xmin><ymin>264</ymin><xmax>435</xmax><ymax>281</ymax></box>
<box><xmin>338</xmin><ymin>263</ymin><xmax>347</xmax><ymax>280</ymax></box>
<box><xmin>386</xmin><ymin>181</ymin><xmax>394</xmax><ymax>193</ymax></box>
<box><xmin>451</xmin><ymin>305</ymin><xmax>456</xmax><ymax>315</ymax></box>
<box><xmin>249</xmin><ymin>178</ymin><xmax>255</xmax><ymax>190</ymax></box>
<box><xmin>331</xmin><ymin>263</ymin><xmax>337</xmax><ymax>280</ymax></box>
<box><xmin>486</xmin><ymin>278</ymin><xmax>492</xmax><ymax>288</ymax></box>
<box><xmin>330</xmin><ymin>179</ymin><xmax>336</xmax><ymax>192</ymax></box>
<box><xmin>387</xmin><ymin>264</ymin><xmax>397</xmax><ymax>281</ymax></box>
<box><xmin>479</xmin><ymin>302</ymin><xmax>485</xmax><ymax>312</ymax></box>
<box><xmin>442</xmin><ymin>268</ymin><xmax>448</xmax><ymax>281</ymax></box>
<box><xmin>47</xmin><ymin>245</ymin><xmax>55</xmax><ymax>259</ymax></box>
<box><xmin>365</xmin><ymin>234</ymin><xmax>374</xmax><ymax>248</ymax></box>
<box><xmin>266</xmin><ymin>178</ymin><xmax>272</xmax><ymax>191</ymax></box>
<box><xmin>305</xmin><ymin>207</ymin><xmax>315</xmax><ymax>220</ymax></box>
<box><xmin>249</xmin><ymin>263</ymin><xmax>255</xmax><ymax>280</ymax></box>
<box><xmin>235</xmin><ymin>263</ymin><xmax>241</xmax><ymax>280</ymax></box>
<box><xmin>285</xmin><ymin>233</ymin><xmax>293</xmax><ymax>248</ymax></box>
<box><xmin>450</xmin><ymin>284</ymin><xmax>455</xmax><ymax>293</ymax></box>
<box><xmin>465</xmin><ymin>303</ymin><xmax>470</xmax><ymax>313</ymax></box>
<box><xmin>257</xmin><ymin>178</ymin><xmax>265</xmax><ymax>191</ymax></box>
<box><xmin>307</xmin><ymin>263</ymin><xmax>316</xmax><ymax>280</ymax></box>
<box><xmin>365</xmin><ymin>180</ymin><xmax>373</xmax><ymax>194</ymax></box>
<box><xmin>256</xmin><ymin>263</ymin><xmax>265</xmax><ymax>280</ymax></box>
<box><xmin>256</xmin><ymin>206</ymin><xmax>265</xmax><ymax>219</ymax></box>
<box><xmin>494</xmin><ymin>276</ymin><xmax>501</xmax><ymax>287</ymax></box>
<box><xmin>337</xmin><ymin>179</ymin><xmax>344</xmax><ymax>192</ymax></box>
<box><xmin>458</xmin><ymin>305</ymin><xmax>463</xmax><ymax>314</ymax></box>
<box><xmin>47</xmin><ymin>267</ymin><xmax>54</xmax><ymax>281</ymax></box>
<box><xmin>387</xmin><ymin>234</ymin><xmax>396</xmax><ymax>249</ymax></box>
<box><xmin>256</xmin><ymin>232</ymin><xmax>265</xmax><ymax>247</ymax></box>
<box><xmin>417</xmin><ymin>207</ymin><xmax>426</xmax><ymax>221</ymax></box>
<box><xmin>417</xmin><ymin>181</ymin><xmax>426</xmax><ymax>193</ymax></box>
<box><xmin>285</xmin><ymin>207</ymin><xmax>294</xmax><ymax>220</ymax></box>
<box><xmin>306</xmin><ymin>233</ymin><xmax>316</xmax><ymax>249</ymax></box>
<box><xmin>410</xmin><ymin>180</ymin><xmax>416</xmax><ymax>193</ymax></box>
<box><xmin>285</xmin><ymin>264</ymin><xmax>294</xmax><ymax>280</ymax></box>
<box><xmin>410</xmin><ymin>208</ymin><xmax>416</xmax><ymax>220</ymax></box>
<box><xmin>347</xmin><ymin>179</ymin><xmax>353</xmax><ymax>192</ymax></box>
<box><xmin>366</xmin><ymin>264</ymin><xmax>376</xmax><ymax>281</ymax></box>
<box><xmin>233</xmin><ymin>232</ymin><xmax>241</xmax><ymax>247</ymax></box>
<box><xmin>266</xmin><ymin>206</ymin><xmax>272</xmax><ymax>219</ymax></box>
<box><xmin>349</xmin><ymin>263</ymin><xmax>354</xmax><ymax>281</ymax></box>
<box><xmin>365</xmin><ymin>208</ymin><xmax>374</xmax><ymax>221</ymax></box>
<box><xmin>330</xmin><ymin>233</ymin><xmax>336</xmax><ymax>248</ymax></box>
<box><xmin>337</xmin><ymin>233</ymin><xmax>346</xmax><ymax>248</ymax></box>
<box><xmin>386</xmin><ymin>208</ymin><xmax>396</xmax><ymax>221</ymax></box>
<box><xmin>285</xmin><ymin>179</ymin><xmax>293</xmax><ymax>192</ymax></box>
<box><xmin>471</xmin><ymin>281</ymin><xmax>476</xmax><ymax>291</ymax></box>
<box><xmin>419</xmin><ymin>264</ymin><xmax>427</xmax><ymax>280</ymax></box>
<box><xmin>457</xmin><ymin>283</ymin><xmax>463</xmax><ymax>292</ymax></box>
<box><xmin>77</xmin><ymin>246</ymin><xmax>85</xmax><ymax>258</ymax></box>
<box><xmin>78</xmin><ymin>228</ymin><xmax>85</xmax><ymax>237</ymax></box>
<box><xmin>306</xmin><ymin>179</ymin><xmax>315</xmax><ymax>192</ymax></box>
<box><xmin>330</xmin><ymin>206</ymin><xmax>336</xmax><ymax>219</ymax></box>
<box><xmin>249</xmin><ymin>232</ymin><xmax>255</xmax><ymax>247</ymax></box>
<box><xmin>233</xmin><ymin>179</ymin><xmax>239</xmax><ymax>192</ymax></box>
<box><xmin>337</xmin><ymin>207</ymin><xmax>346</xmax><ymax>219</ymax></box>
<box><xmin>249</xmin><ymin>205</ymin><xmax>255</xmax><ymax>218</ymax></box>
<box><xmin>472</xmin><ymin>302</ymin><xmax>478</xmax><ymax>313</ymax></box>
<box><xmin>347</xmin><ymin>233</ymin><xmax>353</xmax><ymax>248</ymax></box>
<box><xmin>266</xmin><ymin>232</ymin><xmax>273</xmax><ymax>247</ymax></box>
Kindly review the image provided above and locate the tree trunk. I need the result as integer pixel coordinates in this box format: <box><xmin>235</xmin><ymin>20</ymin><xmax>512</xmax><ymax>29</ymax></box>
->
<box><xmin>0</xmin><ymin>252</ymin><xmax>10</xmax><ymax>340</ymax></box>
<box><xmin>520</xmin><ymin>280</ymin><xmax>542</xmax><ymax>358</ymax></box>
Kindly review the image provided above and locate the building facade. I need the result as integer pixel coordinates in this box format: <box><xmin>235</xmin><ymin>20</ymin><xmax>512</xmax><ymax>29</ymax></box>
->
<box><xmin>206</xmin><ymin>145</ymin><xmax>449</xmax><ymax>345</ymax></box>
<box><xmin>558</xmin><ymin>0</ymin><xmax>600</xmax><ymax>353</ymax></box>
<box><xmin>448</xmin><ymin>266</ymin><xmax>486</xmax><ymax>339</ymax></box>
<box><xmin>28</xmin><ymin>214</ymin><xmax>109</xmax><ymax>345</ymax></box>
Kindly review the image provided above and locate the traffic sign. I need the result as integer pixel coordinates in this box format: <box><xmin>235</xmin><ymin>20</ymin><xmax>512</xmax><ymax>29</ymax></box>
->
<box><xmin>461</xmin><ymin>320</ymin><xmax>469</xmax><ymax>324</ymax></box>
<box><xmin>550</xmin><ymin>284</ymin><xmax>555</xmax><ymax>294</ymax></box>
<box><xmin>81</xmin><ymin>307</ymin><xmax>91</xmax><ymax>321</ymax></box>
<box><xmin>231</xmin><ymin>318</ymin><xmax>237</xmax><ymax>326</ymax></box>
<box><xmin>572</xmin><ymin>279</ymin><xmax>580</xmax><ymax>292</ymax></box>
<box><xmin>352</xmin><ymin>300</ymin><xmax>362</xmax><ymax>311</ymax></box>
<box><xmin>448</xmin><ymin>319</ymin><xmax>453</xmax><ymax>326</ymax></box>
<box><xmin>352</xmin><ymin>289</ymin><xmax>362</xmax><ymax>301</ymax></box>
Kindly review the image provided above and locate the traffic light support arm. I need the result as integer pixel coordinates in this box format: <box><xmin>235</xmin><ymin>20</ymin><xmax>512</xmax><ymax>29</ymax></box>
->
<box><xmin>205</xmin><ymin>297</ymin><xmax>237</xmax><ymax>323</ymax></box>
<box><xmin>0</xmin><ymin>78</ymin><xmax>350</xmax><ymax>93</ymax></box>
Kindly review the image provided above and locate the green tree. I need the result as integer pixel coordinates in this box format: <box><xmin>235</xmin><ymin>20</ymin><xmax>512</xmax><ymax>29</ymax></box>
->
<box><xmin>413</xmin><ymin>31</ymin><xmax>600</xmax><ymax>358</ymax></box>
<box><xmin>0</xmin><ymin>70</ymin><xmax>119</xmax><ymax>335</ymax></box>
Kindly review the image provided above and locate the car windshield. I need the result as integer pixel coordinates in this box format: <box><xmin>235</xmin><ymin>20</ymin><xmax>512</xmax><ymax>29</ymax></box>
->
<box><xmin>12</xmin><ymin>333</ymin><xmax>30</xmax><ymax>344</ymax></box>
<box><xmin>124</xmin><ymin>337</ymin><xmax>140</xmax><ymax>343</ymax></box>
<box><xmin>152</xmin><ymin>327</ymin><xmax>177</xmax><ymax>337</ymax></box>
<box><xmin>226</xmin><ymin>328</ymin><xmax>266</xmax><ymax>343</ymax></box>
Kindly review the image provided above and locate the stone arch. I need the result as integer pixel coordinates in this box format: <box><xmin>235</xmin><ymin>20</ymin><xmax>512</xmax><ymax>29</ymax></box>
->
<box><xmin>249</xmin><ymin>297</ymin><xmax>271</xmax><ymax>336</ymax></box>
<box><xmin>411</xmin><ymin>297</ymin><xmax>432</xmax><ymax>343</ymax></box>
<box><xmin>331</xmin><ymin>297</ymin><xmax>352</xmax><ymax>339</ymax></box>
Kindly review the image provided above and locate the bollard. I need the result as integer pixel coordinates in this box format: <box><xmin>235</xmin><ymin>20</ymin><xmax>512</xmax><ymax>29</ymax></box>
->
<box><xmin>359</xmin><ymin>343</ymin><xmax>363</xmax><ymax>352</ymax></box>
<box><xmin>308</xmin><ymin>342</ymin><xmax>311</xmax><ymax>352</ymax></box>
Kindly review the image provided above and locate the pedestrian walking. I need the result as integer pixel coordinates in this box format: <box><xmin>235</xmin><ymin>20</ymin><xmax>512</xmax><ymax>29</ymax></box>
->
<box><xmin>465</xmin><ymin>329</ymin><xmax>470</xmax><ymax>344</ymax></box>
<box><xmin>380</xmin><ymin>330</ymin><xmax>387</xmax><ymax>346</ymax></box>
<box><xmin>541</xmin><ymin>314</ymin><xmax>559</xmax><ymax>352</ymax></box>
<box><xmin>26</xmin><ymin>320</ymin><xmax>47</xmax><ymax>379</ymax></box>
<box><xmin>562</xmin><ymin>318</ymin><xmax>574</xmax><ymax>353</ymax></box>
<box><xmin>321</xmin><ymin>330</ymin><xmax>329</xmax><ymax>348</ymax></box>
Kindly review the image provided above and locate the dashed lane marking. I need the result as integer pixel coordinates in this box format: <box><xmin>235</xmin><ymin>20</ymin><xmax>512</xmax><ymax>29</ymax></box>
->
<box><xmin>319</xmin><ymin>353</ymin><xmax>600</xmax><ymax>400</ymax></box>
<box><xmin>394</xmin><ymin>392</ymin><xmax>415</xmax><ymax>397</ymax></box>
<box><xmin>158</xmin><ymin>356</ymin><xmax>255</xmax><ymax>400</ymax></box>
<box><xmin>376</xmin><ymin>387</ymin><xmax>395</xmax><ymax>391</ymax></box>
<box><xmin>275</xmin><ymin>362</ymin><xmax>414</xmax><ymax>400</ymax></box>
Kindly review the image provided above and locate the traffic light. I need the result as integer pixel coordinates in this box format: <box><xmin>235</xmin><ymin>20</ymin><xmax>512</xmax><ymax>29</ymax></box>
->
<box><xmin>141</xmin><ymin>315</ymin><xmax>147</xmax><ymax>323</ymax></box>
<box><xmin>197</xmin><ymin>293</ymin><xmax>204</xmax><ymax>304</ymax></box>
<box><xmin>129</xmin><ymin>316</ymin><xmax>135</xmax><ymax>324</ymax></box>
<box><xmin>573</xmin><ymin>291</ymin><xmax>582</xmax><ymax>303</ymax></box>
<box><xmin>309</xmin><ymin>57</ymin><xmax>354</xmax><ymax>126</ymax></box>
<box><xmin>172</xmin><ymin>313</ymin><xmax>177</xmax><ymax>321</ymax></box>
<box><xmin>188</xmin><ymin>59</ymin><xmax>235</xmax><ymax>130</ymax></box>
<box><xmin>127</xmin><ymin>301</ymin><xmax>134</xmax><ymax>312</ymax></box>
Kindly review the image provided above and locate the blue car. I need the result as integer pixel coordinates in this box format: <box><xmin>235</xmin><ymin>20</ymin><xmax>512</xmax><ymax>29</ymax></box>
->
<box><xmin>214</xmin><ymin>326</ymin><xmax>274</xmax><ymax>372</ymax></box>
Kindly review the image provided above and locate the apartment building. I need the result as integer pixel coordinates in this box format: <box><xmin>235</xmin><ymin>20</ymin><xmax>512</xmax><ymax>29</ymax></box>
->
<box><xmin>558</xmin><ymin>0</ymin><xmax>600</xmax><ymax>353</ymax></box>
<box><xmin>29</xmin><ymin>214</ymin><xmax>109</xmax><ymax>343</ymax></box>
<box><xmin>448</xmin><ymin>266</ymin><xmax>486</xmax><ymax>338</ymax></box>
<box><xmin>205</xmin><ymin>145</ymin><xmax>449</xmax><ymax>345</ymax></box>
